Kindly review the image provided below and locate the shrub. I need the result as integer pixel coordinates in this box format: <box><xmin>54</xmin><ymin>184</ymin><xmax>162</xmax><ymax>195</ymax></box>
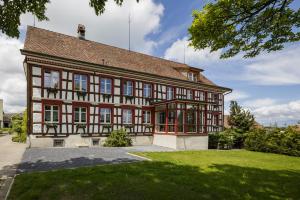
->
<box><xmin>245</xmin><ymin>127</ymin><xmax>300</xmax><ymax>157</ymax></box>
<box><xmin>11</xmin><ymin>110</ymin><xmax>27</xmax><ymax>143</ymax></box>
<box><xmin>208</xmin><ymin>130</ymin><xmax>234</xmax><ymax>150</ymax></box>
<box><xmin>104</xmin><ymin>128</ymin><xmax>132</xmax><ymax>147</ymax></box>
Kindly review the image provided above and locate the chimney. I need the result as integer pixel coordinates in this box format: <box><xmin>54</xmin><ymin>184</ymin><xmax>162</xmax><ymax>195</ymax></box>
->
<box><xmin>77</xmin><ymin>24</ymin><xmax>85</xmax><ymax>39</ymax></box>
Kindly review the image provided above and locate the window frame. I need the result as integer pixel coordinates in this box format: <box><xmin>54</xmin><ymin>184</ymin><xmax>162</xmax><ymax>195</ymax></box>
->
<box><xmin>44</xmin><ymin>105</ymin><xmax>59</xmax><ymax>123</ymax></box>
<box><xmin>100</xmin><ymin>107</ymin><xmax>112</xmax><ymax>124</ymax></box>
<box><xmin>188</xmin><ymin>72</ymin><xmax>197</xmax><ymax>82</ymax></box>
<box><xmin>44</xmin><ymin>70</ymin><xmax>60</xmax><ymax>89</ymax></box>
<box><xmin>122</xmin><ymin>108</ymin><xmax>134</xmax><ymax>124</ymax></box>
<box><xmin>187</xmin><ymin>90</ymin><xmax>194</xmax><ymax>100</ymax></box>
<box><xmin>100</xmin><ymin>77</ymin><xmax>112</xmax><ymax>94</ymax></box>
<box><xmin>166</xmin><ymin>87</ymin><xmax>174</xmax><ymax>100</ymax></box>
<box><xmin>143</xmin><ymin>83</ymin><xmax>152</xmax><ymax>98</ymax></box>
<box><xmin>142</xmin><ymin>110</ymin><xmax>151</xmax><ymax>124</ymax></box>
<box><xmin>123</xmin><ymin>80</ymin><xmax>134</xmax><ymax>96</ymax></box>
<box><xmin>74</xmin><ymin>107</ymin><xmax>87</xmax><ymax>124</ymax></box>
<box><xmin>74</xmin><ymin>74</ymin><xmax>88</xmax><ymax>92</ymax></box>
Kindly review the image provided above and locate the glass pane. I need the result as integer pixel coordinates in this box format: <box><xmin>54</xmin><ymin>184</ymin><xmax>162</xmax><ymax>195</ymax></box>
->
<box><xmin>81</xmin><ymin>111</ymin><xmax>86</xmax><ymax>122</ymax></box>
<box><xmin>100</xmin><ymin>80</ymin><xmax>105</xmax><ymax>93</ymax></box>
<box><xmin>44</xmin><ymin>72</ymin><xmax>51</xmax><ymax>88</ymax></box>
<box><xmin>53</xmin><ymin>106</ymin><xmax>58</xmax><ymax>111</ymax></box>
<box><xmin>75</xmin><ymin>111</ymin><xmax>79</xmax><ymax>122</ymax></box>
<box><xmin>82</xmin><ymin>78</ymin><xmax>87</xmax><ymax>91</ymax></box>
<box><xmin>105</xmin><ymin>113</ymin><xmax>110</xmax><ymax>123</ymax></box>
<box><xmin>52</xmin><ymin>71</ymin><xmax>59</xmax><ymax>88</ymax></box>
<box><xmin>53</xmin><ymin>111</ymin><xmax>59</xmax><ymax>122</ymax></box>
<box><xmin>45</xmin><ymin>105</ymin><xmax>51</xmax><ymax>111</ymax></box>
<box><xmin>75</xmin><ymin>75</ymin><xmax>80</xmax><ymax>90</ymax></box>
<box><xmin>45</xmin><ymin>110</ymin><xmax>51</xmax><ymax>122</ymax></box>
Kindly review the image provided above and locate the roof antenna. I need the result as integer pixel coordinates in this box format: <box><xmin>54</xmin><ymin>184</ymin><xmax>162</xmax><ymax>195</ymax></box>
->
<box><xmin>183</xmin><ymin>44</ymin><xmax>186</xmax><ymax>64</ymax></box>
<box><xmin>128</xmin><ymin>13</ymin><xmax>131</xmax><ymax>51</ymax></box>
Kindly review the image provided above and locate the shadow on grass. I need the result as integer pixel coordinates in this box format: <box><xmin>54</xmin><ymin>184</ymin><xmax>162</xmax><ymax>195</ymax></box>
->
<box><xmin>8</xmin><ymin>159</ymin><xmax>300</xmax><ymax>200</ymax></box>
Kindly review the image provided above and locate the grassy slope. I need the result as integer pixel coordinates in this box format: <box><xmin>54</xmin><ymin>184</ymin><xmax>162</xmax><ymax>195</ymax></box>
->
<box><xmin>9</xmin><ymin>150</ymin><xmax>300</xmax><ymax>200</ymax></box>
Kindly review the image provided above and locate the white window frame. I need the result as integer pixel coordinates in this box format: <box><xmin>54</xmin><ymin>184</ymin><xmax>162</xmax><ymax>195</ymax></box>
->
<box><xmin>187</xmin><ymin>90</ymin><xmax>193</xmax><ymax>100</ymax></box>
<box><xmin>188</xmin><ymin>72</ymin><xmax>197</xmax><ymax>82</ymax></box>
<box><xmin>167</xmin><ymin>87</ymin><xmax>174</xmax><ymax>100</ymax></box>
<box><xmin>100</xmin><ymin>108</ymin><xmax>111</xmax><ymax>124</ymax></box>
<box><xmin>74</xmin><ymin>107</ymin><xmax>87</xmax><ymax>124</ymax></box>
<box><xmin>74</xmin><ymin>74</ymin><xmax>87</xmax><ymax>92</ymax></box>
<box><xmin>143</xmin><ymin>110</ymin><xmax>151</xmax><ymax>124</ymax></box>
<box><xmin>44</xmin><ymin>105</ymin><xmax>59</xmax><ymax>123</ymax></box>
<box><xmin>123</xmin><ymin>81</ymin><xmax>133</xmax><ymax>96</ymax></box>
<box><xmin>44</xmin><ymin>71</ymin><xmax>60</xmax><ymax>89</ymax></box>
<box><xmin>123</xmin><ymin>109</ymin><xmax>133</xmax><ymax>124</ymax></box>
<box><xmin>143</xmin><ymin>83</ymin><xmax>152</xmax><ymax>98</ymax></box>
<box><xmin>100</xmin><ymin>78</ymin><xmax>112</xmax><ymax>94</ymax></box>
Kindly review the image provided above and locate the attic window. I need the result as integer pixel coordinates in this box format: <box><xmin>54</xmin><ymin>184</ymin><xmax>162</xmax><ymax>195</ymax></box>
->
<box><xmin>188</xmin><ymin>72</ymin><xmax>197</xmax><ymax>82</ymax></box>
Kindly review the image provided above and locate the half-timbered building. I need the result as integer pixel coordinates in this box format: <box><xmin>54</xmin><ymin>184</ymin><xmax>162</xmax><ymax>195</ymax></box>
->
<box><xmin>21</xmin><ymin>25</ymin><xmax>231</xmax><ymax>149</ymax></box>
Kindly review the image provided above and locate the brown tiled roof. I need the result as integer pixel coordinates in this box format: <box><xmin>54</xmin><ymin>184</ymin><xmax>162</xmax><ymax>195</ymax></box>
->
<box><xmin>23</xmin><ymin>26</ymin><xmax>216</xmax><ymax>85</ymax></box>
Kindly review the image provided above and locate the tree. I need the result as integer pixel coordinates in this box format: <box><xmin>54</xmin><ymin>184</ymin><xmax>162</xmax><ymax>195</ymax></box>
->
<box><xmin>189</xmin><ymin>0</ymin><xmax>300</xmax><ymax>58</ymax></box>
<box><xmin>227</xmin><ymin>101</ymin><xmax>255</xmax><ymax>148</ymax></box>
<box><xmin>228</xmin><ymin>101</ymin><xmax>255</xmax><ymax>132</ymax></box>
<box><xmin>0</xmin><ymin>0</ymin><xmax>138</xmax><ymax>38</ymax></box>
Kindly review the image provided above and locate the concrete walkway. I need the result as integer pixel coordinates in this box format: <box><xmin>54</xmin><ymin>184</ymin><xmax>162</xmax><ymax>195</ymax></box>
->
<box><xmin>19</xmin><ymin>145</ymin><xmax>175</xmax><ymax>173</ymax></box>
<box><xmin>0</xmin><ymin>135</ymin><xmax>27</xmax><ymax>199</ymax></box>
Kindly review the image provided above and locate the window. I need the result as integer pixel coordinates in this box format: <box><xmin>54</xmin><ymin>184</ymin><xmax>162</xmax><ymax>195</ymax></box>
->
<box><xmin>123</xmin><ymin>80</ymin><xmax>133</xmax><ymax>96</ymax></box>
<box><xmin>100</xmin><ymin>78</ymin><xmax>112</xmax><ymax>94</ymax></box>
<box><xmin>92</xmin><ymin>139</ymin><xmax>100</xmax><ymax>146</ymax></box>
<box><xmin>188</xmin><ymin>72</ymin><xmax>197</xmax><ymax>82</ymax></box>
<box><xmin>44</xmin><ymin>105</ymin><xmax>59</xmax><ymax>123</ymax></box>
<box><xmin>187</xmin><ymin>90</ymin><xmax>193</xmax><ymax>100</ymax></box>
<box><xmin>53</xmin><ymin>139</ymin><xmax>64</xmax><ymax>147</ymax></box>
<box><xmin>74</xmin><ymin>107</ymin><xmax>87</xmax><ymax>123</ymax></box>
<box><xmin>44</xmin><ymin>71</ymin><xmax>59</xmax><ymax>88</ymax></box>
<box><xmin>166</xmin><ymin>87</ymin><xmax>174</xmax><ymax>100</ymax></box>
<box><xmin>143</xmin><ymin>83</ymin><xmax>152</xmax><ymax>98</ymax></box>
<box><xmin>142</xmin><ymin>110</ymin><xmax>151</xmax><ymax>124</ymax></box>
<box><xmin>100</xmin><ymin>108</ymin><xmax>111</xmax><ymax>124</ymax></box>
<box><xmin>123</xmin><ymin>109</ymin><xmax>133</xmax><ymax>124</ymax></box>
<box><xmin>74</xmin><ymin>74</ymin><xmax>87</xmax><ymax>92</ymax></box>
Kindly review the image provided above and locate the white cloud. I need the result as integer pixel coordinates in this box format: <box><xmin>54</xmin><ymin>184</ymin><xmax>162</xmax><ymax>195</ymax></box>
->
<box><xmin>164</xmin><ymin>37</ymin><xmax>221</xmax><ymax>67</ymax></box>
<box><xmin>249</xmin><ymin>100</ymin><xmax>300</xmax><ymax>124</ymax></box>
<box><xmin>243</xmin><ymin>98</ymin><xmax>277</xmax><ymax>109</ymax></box>
<box><xmin>242</xmin><ymin>44</ymin><xmax>300</xmax><ymax>85</ymax></box>
<box><xmin>224</xmin><ymin>90</ymin><xmax>249</xmax><ymax>102</ymax></box>
<box><xmin>0</xmin><ymin>35</ymin><xmax>26</xmax><ymax>113</ymax></box>
<box><xmin>20</xmin><ymin>0</ymin><xmax>164</xmax><ymax>54</ymax></box>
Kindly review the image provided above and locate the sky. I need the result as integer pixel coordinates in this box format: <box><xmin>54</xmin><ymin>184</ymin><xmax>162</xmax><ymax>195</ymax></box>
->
<box><xmin>0</xmin><ymin>0</ymin><xmax>299</xmax><ymax>126</ymax></box>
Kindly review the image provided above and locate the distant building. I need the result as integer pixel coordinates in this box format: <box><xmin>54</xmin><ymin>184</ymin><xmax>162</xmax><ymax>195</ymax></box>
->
<box><xmin>3</xmin><ymin>113</ymin><xmax>23</xmax><ymax>128</ymax></box>
<box><xmin>224</xmin><ymin>115</ymin><xmax>263</xmax><ymax>129</ymax></box>
<box><xmin>0</xmin><ymin>99</ymin><xmax>3</xmax><ymax>128</ymax></box>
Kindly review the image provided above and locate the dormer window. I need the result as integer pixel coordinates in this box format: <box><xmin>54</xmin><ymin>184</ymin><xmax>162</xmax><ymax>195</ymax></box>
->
<box><xmin>188</xmin><ymin>72</ymin><xmax>197</xmax><ymax>82</ymax></box>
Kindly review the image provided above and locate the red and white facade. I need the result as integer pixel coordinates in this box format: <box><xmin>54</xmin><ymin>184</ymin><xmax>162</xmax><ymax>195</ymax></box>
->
<box><xmin>22</xmin><ymin>26</ymin><xmax>231</xmax><ymax>149</ymax></box>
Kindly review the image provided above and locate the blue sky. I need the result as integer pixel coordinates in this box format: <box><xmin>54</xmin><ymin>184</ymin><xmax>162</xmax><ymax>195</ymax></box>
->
<box><xmin>0</xmin><ymin>0</ymin><xmax>299</xmax><ymax>126</ymax></box>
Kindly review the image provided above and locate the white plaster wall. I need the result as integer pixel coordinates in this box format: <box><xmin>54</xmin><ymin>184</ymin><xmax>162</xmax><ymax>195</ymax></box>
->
<box><xmin>176</xmin><ymin>136</ymin><xmax>208</xmax><ymax>150</ymax></box>
<box><xmin>153</xmin><ymin>134</ymin><xmax>177</xmax><ymax>149</ymax></box>
<box><xmin>32</xmin><ymin>88</ymin><xmax>41</xmax><ymax>98</ymax></box>
<box><xmin>32</xmin><ymin>67</ymin><xmax>41</xmax><ymax>76</ymax></box>
<box><xmin>131</xmin><ymin>136</ymin><xmax>153</xmax><ymax>145</ymax></box>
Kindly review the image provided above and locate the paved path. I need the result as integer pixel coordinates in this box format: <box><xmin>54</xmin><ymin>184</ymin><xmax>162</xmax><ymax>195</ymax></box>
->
<box><xmin>19</xmin><ymin>145</ymin><xmax>175</xmax><ymax>173</ymax></box>
<box><xmin>0</xmin><ymin>135</ymin><xmax>27</xmax><ymax>199</ymax></box>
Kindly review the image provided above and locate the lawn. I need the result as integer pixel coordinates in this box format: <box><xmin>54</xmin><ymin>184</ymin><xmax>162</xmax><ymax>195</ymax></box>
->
<box><xmin>9</xmin><ymin>150</ymin><xmax>300</xmax><ymax>200</ymax></box>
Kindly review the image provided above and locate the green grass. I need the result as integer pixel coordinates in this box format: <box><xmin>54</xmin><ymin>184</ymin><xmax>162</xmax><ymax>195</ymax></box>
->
<box><xmin>9</xmin><ymin>150</ymin><xmax>300</xmax><ymax>200</ymax></box>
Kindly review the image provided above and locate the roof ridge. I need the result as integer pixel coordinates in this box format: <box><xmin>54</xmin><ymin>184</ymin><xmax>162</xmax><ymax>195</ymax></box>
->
<box><xmin>27</xmin><ymin>25</ymin><xmax>200</xmax><ymax>69</ymax></box>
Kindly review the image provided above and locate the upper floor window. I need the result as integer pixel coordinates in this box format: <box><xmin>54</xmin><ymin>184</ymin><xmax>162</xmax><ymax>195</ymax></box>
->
<box><xmin>100</xmin><ymin>108</ymin><xmax>111</xmax><ymax>124</ymax></box>
<box><xmin>123</xmin><ymin>109</ymin><xmax>133</xmax><ymax>124</ymax></box>
<box><xmin>74</xmin><ymin>107</ymin><xmax>87</xmax><ymax>123</ymax></box>
<box><xmin>44</xmin><ymin>105</ymin><xmax>59</xmax><ymax>123</ymax></box>
<box><xmin>166</xmin><ymin>87</ymin><xmax>174</xmax><ymax>100</ymax></box>
<box><xmin>142</xmin><ymin>110</ymin><xmax>151</xmax><ymax>124</ymax></box>
<box><xmin>143</xmin><ymin>83</ymin><xmax>152</xmax><ymax>98</ymax></box>
<box><xmin>44</xmin><ymin>70</ymin><xmax>59</xmax><ymax>89</ymax></box>
<box><xmin>74</xmin><ymin>74</ymin><xmax>87</xmax><ymax>92</ymax></box>
<box><xmin>100</xmin><ymin>78</ymin><xmax>112</xmax><ymax>94</ymax></box>
<box><xmin>187</xmin><ymin>90</ymin><xmax>193</xmax><ymax>100</ymax></box>
<box><xmin>123</xmin><ymin>80</ymin><xmax>133</xmax><ymax>96</ymax></box>
<box><xmin>188</xmin><ymin>72</ymin><xmax>197</xmax><ymax>82</ymax></box>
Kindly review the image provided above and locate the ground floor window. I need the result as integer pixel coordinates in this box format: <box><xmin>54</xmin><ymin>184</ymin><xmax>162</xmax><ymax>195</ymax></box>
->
<box><xmin>142</xmin><ymin>110</ymin><xmax>151</xmax><ymax>124</ymax></box>
<box><xmin>123</xmin><ymin>109</ymin><xmax>133</xmax><ymax>124</ymax></box>
<box><xmin>44</xmin><ymin>105</ymin><xmax>59</xmax><ymax>123</ymax></box>
<box><xmin>74</xmin><ymin>107</ymin><xmax>87</xmax><ymax>123</ymax></box>
<box><xmin>100</xmin><ymin>108</ymin><xmax>111</xmax><ymax>124</ymax></box>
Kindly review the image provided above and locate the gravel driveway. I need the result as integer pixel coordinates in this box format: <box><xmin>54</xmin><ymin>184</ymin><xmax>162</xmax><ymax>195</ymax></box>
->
<box><xmin>19</xmin><ymin>145</ymin><xmax>174</xmax><ymax>173</ymax></box>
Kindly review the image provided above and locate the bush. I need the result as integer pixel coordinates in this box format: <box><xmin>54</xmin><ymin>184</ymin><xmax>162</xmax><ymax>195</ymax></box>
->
<box><xmin>11</xmin><ymin>110</ymin><xmax>27</xmax><ymax>143</ymax></box>
<box><xmin>208</xmin><ymin>130</ymin><xmax>234</xmax><ymax>150</ymax></box>
<box><xmin>104</xmin><ymin>128</ymin><xmax>132</xmax><ymax>147</ymax></box>
<box><xmin>245</xmin><ymin>127</ymin><xmax>300</xmax><ymax>157</ymax></box>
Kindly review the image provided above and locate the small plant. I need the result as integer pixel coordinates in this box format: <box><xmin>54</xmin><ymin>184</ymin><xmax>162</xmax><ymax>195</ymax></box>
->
<box><xmin>103</xmin><ymin>128</ymin><xmax>132</xmax><ymax>147</ymax></box>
